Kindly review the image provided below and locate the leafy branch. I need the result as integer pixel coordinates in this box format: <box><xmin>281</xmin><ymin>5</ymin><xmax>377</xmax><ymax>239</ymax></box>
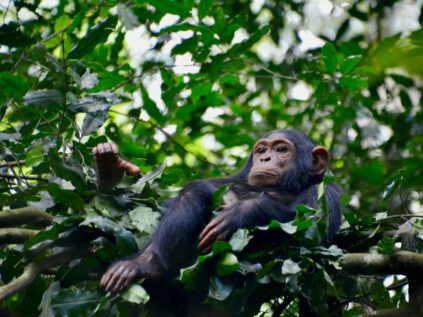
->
<box><xmin>0</xmin><ymin>247</ymin><xmax>91</xmax><ymax>301</ymax></box>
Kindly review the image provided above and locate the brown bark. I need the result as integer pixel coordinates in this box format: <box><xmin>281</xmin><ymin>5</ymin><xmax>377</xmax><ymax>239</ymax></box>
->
<box><xmin>0</xmin><ymin>228</ymin><xmax>38</xmax><ymax>244</ymax></box>
<box><xmin>0</xmin><ymin>207</ymin><xmax>53</xmax><ymax>227</ymax></box>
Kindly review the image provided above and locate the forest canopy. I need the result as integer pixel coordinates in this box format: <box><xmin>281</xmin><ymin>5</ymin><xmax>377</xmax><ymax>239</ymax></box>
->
<box><xmin>1</xmin><ymin>0</ymin><xmax>423</xmax><ymax>316</ymax></box>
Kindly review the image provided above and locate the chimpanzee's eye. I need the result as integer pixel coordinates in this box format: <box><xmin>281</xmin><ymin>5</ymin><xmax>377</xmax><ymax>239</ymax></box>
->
<box><xmin>277</xmin><ymin>146</ymin><xmax>288</xmax><ymax>153</ymax></box>
<box><xmin>257</xmin><ymin>148</ymin><xmax>266</xmax><ymax>154</ymax></box>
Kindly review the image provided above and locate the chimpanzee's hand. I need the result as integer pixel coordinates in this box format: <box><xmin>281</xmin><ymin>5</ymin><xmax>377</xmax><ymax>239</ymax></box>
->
<box><xmin>198</xmin><ymin>209</ymin><xmax>237</xmax><ymax>254</ymax></box>
<box><xmin>93</xmin><ymin>143</ymin><xmax>140</xmax><ymax>189</ymax></box>
<box><xmin>100</xmin><ymin>259</ymin><xmax>142</xmax><ymax>293</ymax></box>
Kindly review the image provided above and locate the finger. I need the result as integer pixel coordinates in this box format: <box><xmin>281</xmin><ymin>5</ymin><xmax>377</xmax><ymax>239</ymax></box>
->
<box><xmin>201</xmin><ymin>244</ymin><xmax>213</xmax><ymax>255</ymax></box>
<box><xmin>200</xmin><ymin>228</ymin><xmax>233</xmax><ymax>255</ymax></box>
<box><xmin>198</xmin><ymin>228</ymin><xmax>218</xmax><ymax>252</ymax></box>
<box><xmin>122</xmin><ymin>270</ymin><xmax>137</xmax><ymax>289</ymax></box>
<box><xmin>198</xmin><ymin>220</ymin><xmax>227</xmax><ymax>252</ymax></box>
<box><xmin>112</xmin><ymin>268</ymin><xmax>131</xmax><ymax>293</ymax></box>
<box><xmin>100</xmin><ymin>271</ymin><xmax>110</xmax><ymax>288</ymax></box>
<box><xmin>103</xmin><ymin>143</ymin><xmax>112</xmax><ymax>153</ymax></box>
<box><xmin>92</xmin><ymin>147</ymin><xmax>98</xmax><ymax>156</ymax></box>
<box><xmin>97</xmin><ymin>143</ymin><xmax>105</xmax><ymax>154</ymax></box>
<box><xmin>105</xmin><ymin>265</ymin><xmax>125</xmax><ymax>292</ymax></box>
<box><xmin>122</xmin><ymin>160</ymin><xmax>141</xmax><ymax>176</ymax></box>
<box><xmin>110</xmin><ymin>143</ymin><xmax>119</xmax><ymax>154</ymax></box>
<box><xmin>199</xmin><ymin>218</ymin><xmax>219</xmax><ymax>240</ymax></box>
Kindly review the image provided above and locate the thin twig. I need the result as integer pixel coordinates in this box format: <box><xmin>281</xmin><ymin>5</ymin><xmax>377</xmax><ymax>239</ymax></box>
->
<box><xmin>242</xmin><ymin>58</ymin><xmax>297</xmax><ymax>81</ymax></box>
<box><xmin>56</xmin><ymin>37</ymin><xmax>68</xmax><ymax>139</ymax></box>
<box><xmin>398</xmin><ymin>177</ymin><xmax>410</xmax><ymax>214</ymax></box>
<box><xmin>108</xmin><ymin>109</ymin><xmax>228</xmax><ymax>174</ymax></box>
<box><xmin>0</xmin><ymin>173</ymin><xmax>48</xmax><ymax>182</ymax></box>
<box><xmin>148</xmin><ymin>120</ymin><xmax>227</xmax><ymax>173</ymax></box>
<box><xmin>0</xmin><ymin>52</ymin><xmax>50</xmax><ymax>71</ymax></box>
<box><xmin>12</xmin><ymin>101</ymin><xmax>27</xmax><ymax>135</ymax></box>
<box><xmin>2</xmin><ymin>0</ymin><xmax>12</xmax><ymax>24</ymax></box>
<box><xmin>0</xmin><ymin>160</ymin><xmax>26</xmax><ymax>168</ymax></box>
<box><xmin>111</xmin><ymin>74</ymin><xmax>142</xmax><ymax>92</ymax></box>
<box><xmin>382</xmin><ymin>214</ymin><xmax>423</xmax><ymax>221</ymax></box>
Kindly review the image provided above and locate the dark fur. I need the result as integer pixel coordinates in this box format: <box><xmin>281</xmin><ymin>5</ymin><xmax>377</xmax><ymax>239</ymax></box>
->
<box><xmin>141</xmin><ymin>129</ymin><xmax>342</xmax><ymax>278</ymax></box>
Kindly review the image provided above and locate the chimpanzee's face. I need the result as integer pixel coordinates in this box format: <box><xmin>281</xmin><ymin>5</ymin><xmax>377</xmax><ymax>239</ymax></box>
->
<box><xmin>248</xmin><ymin>133</ymin><xmax>296</xmax><ymax>187</ymax></box>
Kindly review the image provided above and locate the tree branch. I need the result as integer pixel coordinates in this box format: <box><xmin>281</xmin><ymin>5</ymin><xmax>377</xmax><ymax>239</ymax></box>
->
<box><xmin>0</xmin><ymin>207</ymin><xmax>53</xmax><ymax>227</ymax></box>
<box><xmin>343</xmin><ymin>251</ymin><xmax>423</xmax><ymax>316</ymax></box>
<box><xmin>0</xmin><ymin>248</ymin><xmax>90</xmax><ymax>301</ymax></box>
<box><xmin>342</xmin><ymin>251</ymin><xmax>423</xmax><ymax>276</ymax></box>
<box><xmin>0</xmin><ymin>228</ymin><xmax>39</xmax><ymax>244</ymax></box>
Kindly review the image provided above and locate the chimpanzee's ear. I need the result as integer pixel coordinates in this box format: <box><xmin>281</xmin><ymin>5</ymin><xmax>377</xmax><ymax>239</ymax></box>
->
<box><xmin>312</xmin><ymin>146</ymin><xmax>329</xmax><ymax>175</ymax></box>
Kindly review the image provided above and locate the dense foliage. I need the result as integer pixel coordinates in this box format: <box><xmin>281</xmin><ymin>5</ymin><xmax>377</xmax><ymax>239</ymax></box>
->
<box><xmin>1</xmin><ymin>0</ymin><xmax>423</xmax><ymax>316</ymax></box>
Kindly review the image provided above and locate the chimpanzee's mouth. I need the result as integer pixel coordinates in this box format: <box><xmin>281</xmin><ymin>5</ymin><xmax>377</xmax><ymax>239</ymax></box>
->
<box><xmin>253</xmin><ymin>171</ymin><xmax>276</xmax><ymax>177</ymax></box>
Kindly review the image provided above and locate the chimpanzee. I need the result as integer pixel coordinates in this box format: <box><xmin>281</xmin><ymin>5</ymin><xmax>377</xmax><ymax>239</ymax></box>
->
<box><xmin>94</xmin><ymin>130</ymin><xmax>342</xmax><ymax>293</ymax></box>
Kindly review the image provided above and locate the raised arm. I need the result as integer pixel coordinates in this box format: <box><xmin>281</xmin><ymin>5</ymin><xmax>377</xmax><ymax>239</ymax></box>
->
<box><xmin>93</xmin><ymin>143</ymin><xmax>140</xmax><ymax>189</ymax></box>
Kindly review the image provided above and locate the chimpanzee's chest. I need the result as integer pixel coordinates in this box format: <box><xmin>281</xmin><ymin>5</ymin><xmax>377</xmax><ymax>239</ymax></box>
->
<box><xmin>222</xmin><ymin>183</ymin><xmax>297</xmax><ymax>209</ymax></box>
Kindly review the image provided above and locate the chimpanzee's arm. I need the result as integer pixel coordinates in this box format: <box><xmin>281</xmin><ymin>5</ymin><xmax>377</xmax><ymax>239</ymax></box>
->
<box><xmin>100</xmin><ymin>178</ymin><xmax>230</xmax><ymax>292</ymax></box>
<box><xmin>198</xmin><ymin>195</ymin><xmax>297</xmax><ymax>254</ymax></box>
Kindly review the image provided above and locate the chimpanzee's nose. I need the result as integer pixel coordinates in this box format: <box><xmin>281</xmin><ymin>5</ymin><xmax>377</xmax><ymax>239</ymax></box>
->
<box><xmin>260</xmin><ymin>155</ymin><xmax>271</xmax><ymax>162</ymax></box>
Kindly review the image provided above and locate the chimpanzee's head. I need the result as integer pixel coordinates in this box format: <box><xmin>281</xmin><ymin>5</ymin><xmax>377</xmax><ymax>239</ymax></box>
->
<box><xmin>237</xmin><ymin>130</ymin><xmax>329</xmax><ymax>193</ymax></box>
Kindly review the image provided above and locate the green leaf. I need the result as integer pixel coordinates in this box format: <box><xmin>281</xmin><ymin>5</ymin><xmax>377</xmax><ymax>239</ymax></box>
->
<box><xmin>146</xmin><ymin>0</ymin><xmax>190</xmax><ymax>18</ymax></box>
<box><xmin>210</xmin><ymin>183</ymin><xmax>231</xmax><ymax>211</ymax></box>
<box><xmin>230</xmin><ymin>25</ymin><xmax>270</xmax><ymax>55</ymax></box>
<box><xmin>68</xmin><ymin>15</ymin><xmax>118</xmax><ymax>59</ymax></box>
<box><xmin>377</xmin><ymin>237</ymin><xmax>397</xmax><ymax>254</ymax></box>
<box><xmin>279</xmin><ymin>221</ymin><xmax>297</xmax><ymax>234</ymax></box>
<box><xmin>390</xmin><ymin>74</ymin><xmax>414</xmax><ymax>87</ymax></box>
<box><xmin>281</xmin><ymin>259</ymin><xmax>302</xmax><ymax>275</ymax></box>
<box><xmin>28</xmin><ymin>191</ymin><xmax>55</xmax><ymax>211</ymax></box>
<box><xmin>49</xmin><ymin>153</ymin><xmax>86</xmax><ymax>192</ymax></box>
<box><xmin>80</xmin><ymin>216</ymin><xmax>137</xmax><ymax>256</ymax></box>
<box><xmin>25</xmin><ymin>149</ymin><xmax>44</xmax><ymax>168</ymax></box>
<box><xmin>215</xmin><ymin>252</ymin><xmax>240</xmax><ymax>276</ymax></box>
<box><xmin>191</xmin><ymin>82</ymin><xmax>212</xmax><ymax>102</ymax></box>
<box><xmin>47</xmin><ymin>184</ymin><xmax>85</xmax><ymax>211</ymax></box>
<box><xmin>39</xmin><ymin>282</ymin><xmax>60</xmax><ymax>317</ymax></box>
<box><xmin>198</xmin><ymin>0</ymin><xmax>213</xmax><ymax>20</ymax></box>
<box><xmin>171</xmin><ymin>36</ymin><xmax>198</xmax><ymax>56</ymax></box>
<box><xmin>141</xmin><ymin>87</ymin><xmax>166</xmax><ymax>125</ymax></box>
<box><xmin>66</xmin><ymin>4</ymin><xmax>88</xmax><ymax>35</ymax></box>
<box><xmin>23</xmin><ymin>90</ymin><xmax>64</xmax><ymax>108</ymax></box>
<box><xmin>399</xmin><ymin>90</ymin><xmax>413</xmax><ymax>110</ymax></box>
<box><xmin>116</xmin><ymin>228</ymin><xmax>138</xmax><ymax>256</ymax></box>
<box><xmin>228</xmin><ymin>229</ymin><xmax>252</xmax><ymax>251</ymax></box>
<box><xmin>0</xmin><ymin>22</ymin><xmax>36</xmax><ymax>47</ymax></box>
<box><xmin>121</xmin><ymin>284</ymin><xmax>150</xmax><ymax>304</ymax></box>
<box><xmin>340</xmin><ymin>56</ymin><xmax>361</xmax><ymax>74</ymax></box>
<box><xmin>339</xmin><ymin>77</ymin><xmax>368</xmax><ymax>90</ymax></box>
<box><xmin>127</xmin><ymin>162</ymin><xmax>166</xmax><ymax>194</ymax></box>
<box><xmin>382</xmin><ymin>178</ymin><xmax>401</xmax><ymax>201</ymax></box>
<box><xmin>128</xmin><ymin>206</ymin><xmax>160</xmax><ymax>235</ymax></box>
<box><xmin>207</xmin><ymin>276</ymin><xmax>233</xmax><ymax>301</ymax></box>
<box><xmin>82</xmin><ymin>111</ymin><xmax>109</xmax><ymax>136</ymax></box>
<box><xmin>322</xmin><ymin>43</ymin><xmax>337</xmax><ymax>74</ymax></box>
<box><xmin>211</xmin><ymin>240</ymin><xmax>232</xmax><ymax>254</ymax></box>
<box><xmin>51</xmin><ymin>289</ymin><xmax>100</xmax><ymax>316</ymax></box>
<box><xmin>0</xmin><ymin>73</ymin><xmax>29</xmax><ymax>102</ymax></box>
<box><xmin>69</xmin><ymin>92</ymin><xmax>120</xmax><ymax>113</ymax></box>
